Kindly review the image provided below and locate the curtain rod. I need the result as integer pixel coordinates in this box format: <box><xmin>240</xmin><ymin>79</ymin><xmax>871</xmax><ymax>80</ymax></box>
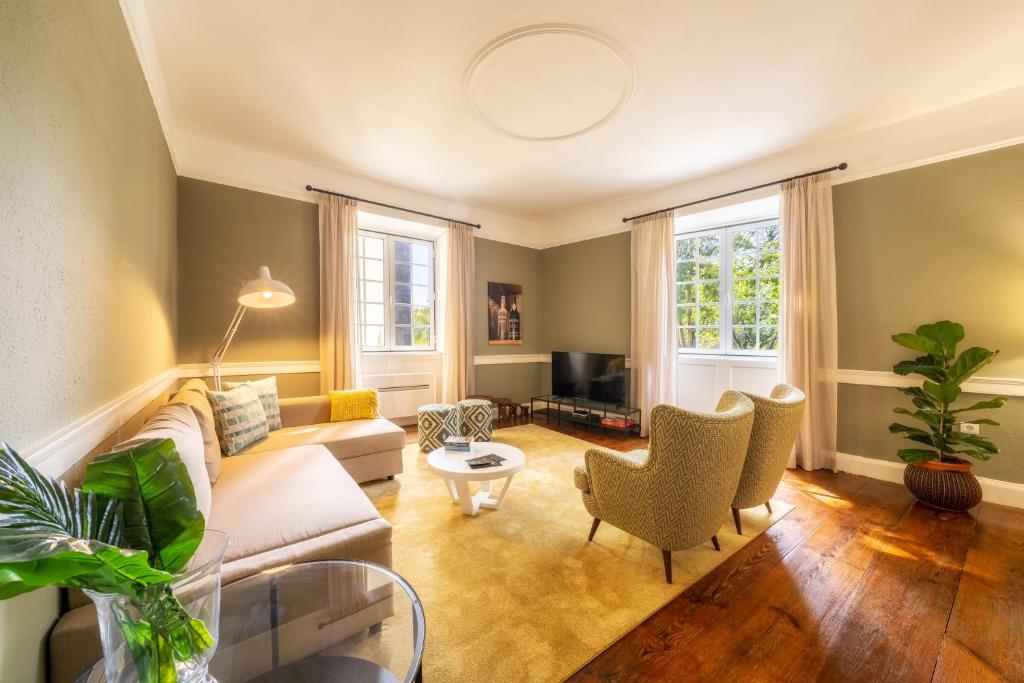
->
<box><xmin>622</xmin><ymin>162</ymin><xmax>848</xmax><ymax>223</ymax></box>
<box><xmin>305</xmin><ymin>185</ymin><xmax>481</xmax><ymax>229</ymax></box>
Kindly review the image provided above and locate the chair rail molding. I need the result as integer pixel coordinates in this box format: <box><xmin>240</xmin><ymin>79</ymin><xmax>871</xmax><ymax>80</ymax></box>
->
<box><xmin>474</xmin><ymin>354</ymin><xmax>552</xmax><ymax>365</ymax></box>
<box><xmin>837</xmin><ymin>369</ymin><xmax>1024</xmax><ymax>397</ymax></box>
<box><xmin>178</xmin><ymin>360</ymin><xmax>321</xmax><ymax>377</ymax></box>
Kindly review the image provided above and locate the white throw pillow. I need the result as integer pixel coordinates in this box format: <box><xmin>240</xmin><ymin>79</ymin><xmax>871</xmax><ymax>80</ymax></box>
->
<box><xmin>224</xmin><ymin>376</ymin><xmax>282</xmax><ymax>430</ymax></box>
<box><xmin>118</xmin><ymin>402</ymin><xmax>213</xmax><ymax>520</ymax></box>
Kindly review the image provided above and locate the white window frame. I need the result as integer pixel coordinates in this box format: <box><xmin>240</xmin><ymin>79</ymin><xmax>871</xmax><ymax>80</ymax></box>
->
<box><xmin>675</xmin><ymin>217</ymin><xmax>781</xmax><ymax>357</ymax></box>
<box><xmin>358</xmin><ymin>229</ymin><xmax>437</xmax><ymax>352</ymax></box>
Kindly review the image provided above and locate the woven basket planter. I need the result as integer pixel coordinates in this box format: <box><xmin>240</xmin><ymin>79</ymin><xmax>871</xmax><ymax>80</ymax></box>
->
<box><xmin>903</xmin><ymin>458</ymin><xmax>982</xmax><ymax>512</ymax></box>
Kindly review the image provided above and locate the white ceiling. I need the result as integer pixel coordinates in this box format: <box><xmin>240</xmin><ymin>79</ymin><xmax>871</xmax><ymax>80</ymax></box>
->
<box><xmin>140</xmin><ymin>0</ymin><xmax>1024</xmax><ymax>220</ymax></box>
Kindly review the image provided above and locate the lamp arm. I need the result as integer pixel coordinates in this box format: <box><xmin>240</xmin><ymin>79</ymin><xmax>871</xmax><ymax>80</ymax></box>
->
<box><xmin>211</xmin><ymin>305</ymin><xmax>246</xmax><ymax>390</ymax></box>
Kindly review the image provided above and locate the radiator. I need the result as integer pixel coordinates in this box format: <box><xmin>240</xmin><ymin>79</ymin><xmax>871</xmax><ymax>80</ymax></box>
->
<box><xmin>362</xmin><ymin>372</ymin><xmax>435</xmax><ymax>419</ymax></box>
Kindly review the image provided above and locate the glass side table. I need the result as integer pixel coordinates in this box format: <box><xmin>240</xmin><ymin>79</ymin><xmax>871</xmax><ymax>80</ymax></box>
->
<box><xmin>75</xmin><ymin>560</ymin><xmax>425</xmax><ymax>683</ymax></box>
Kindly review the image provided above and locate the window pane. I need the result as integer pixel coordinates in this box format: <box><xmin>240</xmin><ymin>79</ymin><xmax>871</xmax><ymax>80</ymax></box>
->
<box><xmin>363</xmin><ymin>259</ymin><xmax>383</xmax><ymax>281</ymax></box>
<box><xmin>759</xmin><ymin>300</ymin><xmax>779</xmax><ymax>325</ymax></box>
<box><xmin>676</xmin><ymin>260</ymin><xmax>696</xmax><ymax>281</ymax></box>
<box><xmin>411</xmin><ymin>243</ymin><xmax>430</xmax><ymax>264</ymax></box>
<box><xmin>412</xmin><ymin>265</ymin><xmax>429</xmax><ymax>286</ymax></box>
<box><xmin>698</xmin><ymin>261</ymin><xmax>719</xmax><ymax>280</ymax></box>
<box><xmin>732</xmin><ymin>326</ymin><xmax>756</xmax><ymax>349</ymax></box>
<box><xmin>698</xmin><ymin>281</ymin><xmax>720</xmax><ymax>302</ymax></box>
<box><xmin>394</xmin><ymin>304</ymin><xmax>411</xmax><ymax>325</ymax></box>
<box><xmin>733</xmin><ymin>278</ymin><xmax>756</xmax><ymax>300</ymax></box>
<box><xmin>758</xmin><ymin>252</ymin><xmax>780</xmax><ymax>275</ymax></box>
<box><xmin>364</xmin><ymin>303</ymin><xmax>384</xmax><ymax>326</ymax></box>
<box><xmin>395</xmin><ymin>263</ymin><xmax>411</xmax><ymax>284</ymax></box>
<box><xmin>412</xmin><ymin>305</ymin><xmax>431</xmax><ymax>326</ymax></box>
<box><xmin>363</xmin><ymin>236</ymin><xmax>384</xmax><ymax>259</ymax></box>
<box><xmin>676</xmin><ymin>238</ymin><xmax>696</xmax><ymax>261</ymax></box>
<box><xmin>678</xmin><ymin>327</ymin><xmax>696</xmax><ymax>348</ymax></box>
<box><xmin>733</xmin><ymin>303</ymin><xmax>756</xmax><ymax>325</ymax></box>
<box><xmin>364</xmin><ymin>325</ymin><xmax>384</xmax><ymax>348</ymax></box>
<box><xmin>677</xmin><ymin>283</ymin><xmax>696</xmax><ymax>304</ymax></box>
<box><xmin>759</xmin><ymin>225</ymin><xmax>781</xmax><ymax>251</ymax></box>
<box><xmin>365</xmin><ymin>281</ymin><xmax>384</xmax><ymax>303</ymax></box>
<box><xmin>698</xmin><ymin>236</ymin><xmax>720</xmax><ymax>258</ymax></box>
<box><xmin>698</xmin><ymin>327</ymin><xmax>720</xmax><ymax>349</ymax></box>
<box><xmin>395</xmin><ymin>284</ymin><xmax>411</xmax><ymax>304</ymax></box>
<box><xmin>732</xmin><ymin>253</ymin><xmax>756</xmax><ymax>278</ymax></box>
<box><xmin>394</xmin><ymin>326</ymin><xmax>412</xmax><ymax>346</ymax></box>
<box><xmin>759</xmin><ymin>277</ymin><xmax>780</xmax><ymax>300</ymax></box>
<box><xmin>677</xmin><ymin>305</ymin><xmax>696</xmax><ymax>326</ymax></box>
<box><xmin>698</xmin><ymin>304</ymin><xmax>719</xmax><ymax>326</ymax></box>
<box><xmin>412</xmin><ymin>326</ymin><xmax>431</xmax><ymax>346</ymax></box>
<box><xmin>394</xmin><ymin>241</ymin><xmax>412</xmax><ymax>262</ymax></box>
<box><xmin>412</xmin><ymin>286</ymin><xmax>429</xmax><ymax>306</ymax></box>
<box><xmin>733</xmin><ymin>231</ymin><xmax>756</xmax><ymax>252</ymax></box>
<box><xmin>758</xmin><ymin>327</ymin><xmax>779</xmax><ymax>351</ymax></box>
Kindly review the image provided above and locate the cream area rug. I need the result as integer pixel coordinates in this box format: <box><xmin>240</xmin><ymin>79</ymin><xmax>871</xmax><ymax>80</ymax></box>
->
<box><xmin>362</xmin><ymin>424</ymin><xmax>793</xmax><ymax>683</ymax></box>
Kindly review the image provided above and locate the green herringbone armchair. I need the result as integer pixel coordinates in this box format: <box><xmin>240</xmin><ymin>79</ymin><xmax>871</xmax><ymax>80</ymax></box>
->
<box><xmin>573</xmin><ymin>392</ymin><xmax>755</xmax><ymax>583</ymax></box>
<box><xmin>730</xmin><ymin>384</ymin><xmax>806</xmax><ymax>534</ymax></box>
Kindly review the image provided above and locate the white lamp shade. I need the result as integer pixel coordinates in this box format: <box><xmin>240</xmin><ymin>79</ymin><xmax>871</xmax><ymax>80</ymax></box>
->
<box><xmin>237</xmin><ymin>266</ymin><xmax>295</xmax><ymax>308</ymax></box>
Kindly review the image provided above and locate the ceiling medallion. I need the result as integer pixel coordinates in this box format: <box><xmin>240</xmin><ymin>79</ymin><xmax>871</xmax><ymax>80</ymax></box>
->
<box><xmin>463</xmin><ymin>24</ymin><xmax>636</xmax><ymax>141</ymax></box>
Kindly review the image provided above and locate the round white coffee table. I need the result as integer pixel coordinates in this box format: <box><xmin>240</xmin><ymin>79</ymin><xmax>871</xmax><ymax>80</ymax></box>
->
<box><xmin>427</xmin><ymin>442</ymin><xmax>525</xmax><ymax>517</ymax></box>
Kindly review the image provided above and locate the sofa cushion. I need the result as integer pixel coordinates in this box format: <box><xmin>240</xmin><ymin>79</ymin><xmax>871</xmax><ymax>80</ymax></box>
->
<box><xmin>237</xmin><ymin>418</ymin><xmax>405</xmax><ymax>463</ymax></box>
<box><xmin>207</xmin><ymin>384</ymin><xmax>269</xmax><ymax>455</ymax></box>
<box><xmin>209</xmin><ymin>444</ymin><xmax>389</xmax><ymax>579</ymax></box>
<box><xmin>171</xmin><ymin>378</ymin><xmax>223</xmax><ymax>483</ymax></box>
<box><xmin>329</xmin><ymin>388</ymin><xmax>379</xmax><ymax>422</ymax></box>
<box><xmin>224</xmin><ymin>376</ymin><xmax>282</xmax><ymax>430</ymax></box>
<box><xmin>117</xmin><ymin>402</ymin><xmax>212</xmax><ymax>519</ymax></box>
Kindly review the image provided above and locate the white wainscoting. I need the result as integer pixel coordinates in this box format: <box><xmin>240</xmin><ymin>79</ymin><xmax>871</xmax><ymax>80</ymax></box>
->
<box><xmin>676</xmin><ymin>355</ymin><xmax>780</xmax><ymax>413</ymax></box>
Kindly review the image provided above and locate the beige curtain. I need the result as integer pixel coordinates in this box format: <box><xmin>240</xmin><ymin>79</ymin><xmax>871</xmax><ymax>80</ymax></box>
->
<box><xmin>318</xmin><ymin>194</ymin><xmax>362</xmax><ymax>392</ymax></box>
<box><xmin>630</xmin><ymin>210</ymin><xmax>678</xmax><ymax>437</ymax></box>
<box><xmin>440</xmin><ymin>222</ymin><xmax>475</xmax><ymax>403</ymax></box>
<box><xmin>780</xmin><ymin>173</ymin><xmax>838</xmax><ymax>470</ymax></box>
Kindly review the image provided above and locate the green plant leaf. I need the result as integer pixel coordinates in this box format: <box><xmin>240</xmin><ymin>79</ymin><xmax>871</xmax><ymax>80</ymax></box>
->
<box><xmin>83</xmin><ymin>439</ymin><xmax>204</xmax><ymax>573</ymax></box>
<box><xmin>964</xmin><ymin>418</ymin><xmax>1000</xmax><ymax>426</ymax></box>
<box><xmin>949</xmin><ymin>346</ymin><xmax>998</xmax><ymax>385</ymax></box>
<box><xmin>953</xmin><ymin>449</ymin><xmax>993</xmax><ymax>462</ymax></box>
<box><xmin>951</xmin><ymin>397</ymin><xmax>1007</xmax><ymax>413</ymax></box>
<box><xmin>897</xmin><ymin>448</ymin><xmax>940</xmax><ymax>463</ymax></box>
<box><xmin>898</xmin><ymin>386</ymin><xmax>939</xmax><ymax>409</ymax></box>
<box><xmin>947</xmin><ymin>433</ymin><xmax>999</xmax><ymax>453</ymax></box>
<box><xmin>892</xmin><ymin>358</ymin><xmax>946</xmax><ymax>382</ymax></box>
<box><xmin>891</xmin><ymin>333</ymin><xmax>942</xmax><ymax>357</ymax></box>
<box><xmin>915</xmin><ymin>321</ymin><xmax>964</xmax><ymax>359</ymax></box>
<box><xmin>922</xmin><ymin>380</ymin><xmax>961</xmax><ymax>406</ymax></box>
<box><xmin>893</xmin><ymin>406</ymin><xmax>941</xmax><ymax>429</ymax></box>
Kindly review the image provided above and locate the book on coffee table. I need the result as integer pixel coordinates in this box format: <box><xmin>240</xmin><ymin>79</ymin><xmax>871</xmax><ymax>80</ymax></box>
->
<box><xmin>465</xmin><ymin>453</ymin><xmax>506</xmax><ymax>469</ymax></box>
<box><xmin>444</xmin><ymin>435</ymin><xmax>472</xmax><ymax>452</ymax></box>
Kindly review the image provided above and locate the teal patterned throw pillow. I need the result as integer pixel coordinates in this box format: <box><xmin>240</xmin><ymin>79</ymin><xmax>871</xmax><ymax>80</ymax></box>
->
<box><xmin>224</xmin><ymin>376</ymin><xmax>282</xmax><ymax>430</ymax></box>
<box><xmin>206</xmin><ymin>384</ymin><xmax>269</xmax><ymax>455</ymax></box>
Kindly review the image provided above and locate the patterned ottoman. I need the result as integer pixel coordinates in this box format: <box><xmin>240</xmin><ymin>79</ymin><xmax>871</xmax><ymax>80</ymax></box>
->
<box><xmin>458</xmin><ymin>398</ymin><xmax>494</xmax><ymax>442</ymax></box>
<box><xmin>417</xmin><ymin>403</ymin><xmax>459</xmax><ymax>452</ymax></box>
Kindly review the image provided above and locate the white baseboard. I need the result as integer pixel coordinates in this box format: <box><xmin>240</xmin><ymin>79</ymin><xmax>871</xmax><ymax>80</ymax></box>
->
<box><xmin>836</xmin><ymin>451</ymin><xmax>1024</xmax><ymax>510</ymax></box>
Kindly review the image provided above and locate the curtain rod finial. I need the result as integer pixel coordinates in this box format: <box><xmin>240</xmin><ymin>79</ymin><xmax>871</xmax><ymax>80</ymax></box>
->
<box><xmin>305</xmin><ymin>184</ymin><xmax>314</xmax><ymax>191</ymax></box>
<box><xmin>837</xmin><ymin>162</ymin><xmax>848</xmax><ymax>171</ymax></box>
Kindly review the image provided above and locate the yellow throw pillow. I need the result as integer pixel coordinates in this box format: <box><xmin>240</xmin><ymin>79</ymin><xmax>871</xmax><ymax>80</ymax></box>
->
<box><xmin>329</xmin><ymin>388</ymin><xmax>380</xmax><ymax>422</ymax></box>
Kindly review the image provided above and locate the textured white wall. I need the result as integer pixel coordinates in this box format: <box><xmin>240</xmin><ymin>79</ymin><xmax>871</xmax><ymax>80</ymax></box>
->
<box><xmin>0</xmin><ymin>1</ymin><xmax>178</xmax><ymax>680</ymax></box>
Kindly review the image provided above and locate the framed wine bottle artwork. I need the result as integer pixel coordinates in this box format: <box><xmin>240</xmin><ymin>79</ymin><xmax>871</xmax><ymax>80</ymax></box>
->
<box><xmin>487</xmin><ymin>282</ymin><xmax>523</xmax><ymax>344</ymax></box>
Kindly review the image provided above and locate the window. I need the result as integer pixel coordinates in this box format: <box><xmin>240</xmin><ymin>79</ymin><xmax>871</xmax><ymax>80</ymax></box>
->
<box><xmin>358</xmin><ymin>231</ymin><xmax>435</xmax><ymax>351</ymax></box>
<box><xmin>675</xmin><ymin>218</ymin><xmax>781</xmax><ymax>355</ymax></box>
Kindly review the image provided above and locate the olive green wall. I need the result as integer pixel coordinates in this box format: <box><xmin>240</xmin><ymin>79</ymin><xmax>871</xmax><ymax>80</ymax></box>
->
<box><xmin>834</xmin><ymin>143</ymin><xmax>1024</xmax><ymax>482</ymax></box>
<box><xmin>541</xmin><ymin>233</ymin><xmax>631</xmax><ymax>356</ymax></box>
<box><xmin>177</xmin><ymin>178</ymin><xmax>320</xmax><ymax>366</ymax></box>
<box><xmin>0</xmin><ymin>1</ymin><xmax>178</xmax><ymax>680</ymax></box>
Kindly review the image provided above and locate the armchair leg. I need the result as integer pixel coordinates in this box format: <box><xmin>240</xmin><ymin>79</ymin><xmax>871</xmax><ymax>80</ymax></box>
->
<box><xmin>588</xmin><ymin>518</ymin><xmax>601</xmax><ymax>542</ymax></box>
<box><xmin>662</xmin><ymin>550</ymin><xmax>672</xmax><ymax>584</ymax></box>
<box><xmin>711</xmin><ymin>535</ymin><xmax>721</xmax><ymax>551</ymax></box>
<box><xmin>765</xmin><ymin>500</ymin><xmax>773</xmax><ymax>514</ymax></box>
<box><xmin>732</xmin><ymin>507</ymin><xmax>743</xmax><ymax>535</ymax></box>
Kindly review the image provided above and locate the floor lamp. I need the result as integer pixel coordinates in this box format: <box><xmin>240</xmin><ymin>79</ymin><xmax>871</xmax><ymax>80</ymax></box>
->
<box><xmin>211</xmin><ymin>266</ymin><xmax>295</xmax><ymax>390</ymax></box>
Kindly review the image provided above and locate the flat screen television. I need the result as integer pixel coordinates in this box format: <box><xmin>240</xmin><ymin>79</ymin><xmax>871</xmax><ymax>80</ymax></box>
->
<box><xmin>551</xmin><ymin>351</ymin><xmax>628</xmax><ymax>406</ymax></box>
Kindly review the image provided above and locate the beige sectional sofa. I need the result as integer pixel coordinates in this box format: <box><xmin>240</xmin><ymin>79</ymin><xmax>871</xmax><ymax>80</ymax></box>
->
<box><xmin>48</xmin><ymin>379</ymin><xmax>406</xmax><ymax>683</ymax></box>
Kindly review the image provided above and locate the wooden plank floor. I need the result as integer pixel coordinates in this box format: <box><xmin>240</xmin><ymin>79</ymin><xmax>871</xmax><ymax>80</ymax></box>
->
<box><xmin>534</xmin><ymin>418</ymin><xmax>1024</xmax><ymax>682</ymax></box>
<box><xmin>404</xmin><ymin>417</ymin><xmax>1024</xmax><ymax>680</ymax></box>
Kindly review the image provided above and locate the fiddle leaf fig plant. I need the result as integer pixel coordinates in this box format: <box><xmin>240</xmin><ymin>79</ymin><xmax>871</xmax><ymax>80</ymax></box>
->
<box><xmin>889</xmin><ymin>321</ymin><xmax>1006</xmax><ymax>463</ymax></box>
<box><xmin>0</xmin><ymin>439</ymin><xmax>212</xmax><ymax>682</ymax></box>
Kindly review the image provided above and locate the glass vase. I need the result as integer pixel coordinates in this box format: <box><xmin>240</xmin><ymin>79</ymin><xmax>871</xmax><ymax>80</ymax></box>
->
<box><xmin>85</xmin><ymin>530</ymin><xmax>229</xmax><ymax>683</ymax></box>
